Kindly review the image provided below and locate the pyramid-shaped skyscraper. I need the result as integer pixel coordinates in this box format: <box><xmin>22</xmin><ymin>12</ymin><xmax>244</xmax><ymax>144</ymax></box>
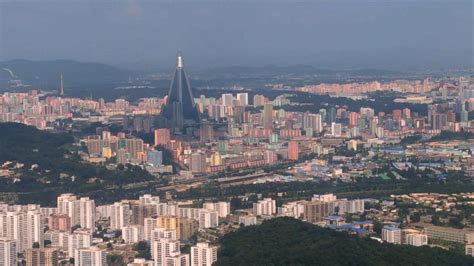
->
<box><xmin>161</xmin><ymin>53</ymin><xmax>200</xmax><ymax>133</ymax></box>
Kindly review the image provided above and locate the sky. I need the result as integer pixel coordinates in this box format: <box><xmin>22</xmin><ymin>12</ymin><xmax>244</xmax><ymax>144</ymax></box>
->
<box><xmin>0</xmin><ymin>0</ymin><xmax>472</xmax><ymax>71</ymax></box>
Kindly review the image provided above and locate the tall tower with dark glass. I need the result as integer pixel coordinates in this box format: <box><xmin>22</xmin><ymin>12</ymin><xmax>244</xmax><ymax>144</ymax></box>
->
<box><xmin>161</xmin><ymin>53</ymin><xmax>200</xmax><ymax>133</ymax></box>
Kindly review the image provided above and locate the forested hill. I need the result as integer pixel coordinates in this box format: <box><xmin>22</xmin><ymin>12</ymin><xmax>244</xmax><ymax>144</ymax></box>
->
<box><xmin>0</xmin><ymin>122</ymin><xmax>158</xmax><ymax>205</ymax></box>
<box><xmin>216</xmin><ymin>218</ymin><xmax>474</xmax><ymax>266</ymax></box>
<box><xmin>0</xmin><ymin>59</ymin><xmax>132</xmax><ymax>88</ymax></box>
<box><xmin>0</xmin><ymin>122</ymin><xmax>73</xmax><ymax>164</ymax></box>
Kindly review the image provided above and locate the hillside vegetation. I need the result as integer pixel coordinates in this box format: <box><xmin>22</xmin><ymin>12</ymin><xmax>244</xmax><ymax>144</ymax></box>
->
<box><xmin>216</xmin><ymin>217</ymin><xmax>474</xmax><ymax>266</ymax></box>
<box><xmin>0</xmin><ymin>122</ymin><xmax>158</xmax><ymax>205</ymax></box>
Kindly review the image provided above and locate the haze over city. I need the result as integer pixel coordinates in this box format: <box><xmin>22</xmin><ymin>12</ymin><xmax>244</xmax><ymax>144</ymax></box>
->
<box><xmin>1</xmin><ymin>1</ymin><xmax>474</xmax><ymax>266</ymax></box>
<box><xmin>1</xmin><ymin>0</ymin><xmax>473</xmax><ymax>70</ymax></box>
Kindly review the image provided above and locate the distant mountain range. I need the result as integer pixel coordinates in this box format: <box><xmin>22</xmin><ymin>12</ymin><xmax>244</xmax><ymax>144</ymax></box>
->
<box><xmin>2</xmin><ymin>59</ymin><xmax>450</xmax><ymax>93</ymax></box>
<box><xmin>197</xmin><ymin>65</ymin><xmax>404</xmax><ymax>77</ymax></box>
<box><xmin>0</xmin><ymin>59</ymin><xmax>134</xmax><ymax>89</ymax></box>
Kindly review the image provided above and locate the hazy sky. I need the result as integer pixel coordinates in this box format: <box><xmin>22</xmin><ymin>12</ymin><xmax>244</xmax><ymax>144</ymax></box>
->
<box><xmin>0</xmin><ymin>0</ymin><xmax>472</xmax><ymax>70</ymax></box>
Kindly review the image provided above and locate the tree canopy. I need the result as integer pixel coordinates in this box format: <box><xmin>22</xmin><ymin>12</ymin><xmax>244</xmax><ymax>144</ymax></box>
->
<box><xmin>0</xmin><ymin>122</ymin><xmax>159</xmax><ymax>205</ymax></box>
<box><xmin>216</xmin><ymin>217</ymin><xmax>474</xmax><ymax>266</ymax></box>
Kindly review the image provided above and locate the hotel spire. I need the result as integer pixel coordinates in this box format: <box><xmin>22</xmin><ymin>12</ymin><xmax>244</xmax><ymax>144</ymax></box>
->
<box><xmin>160</xmin><ymin>52</ymin><xmax>200</xmax><ymax>133</ymax></box>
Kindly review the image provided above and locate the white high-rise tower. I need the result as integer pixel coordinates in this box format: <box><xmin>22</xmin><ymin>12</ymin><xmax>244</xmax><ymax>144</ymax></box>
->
<box><xmin>60</xmin><ymin>73</ymin><xmax>64</xmax><ymax>96</ymax></box>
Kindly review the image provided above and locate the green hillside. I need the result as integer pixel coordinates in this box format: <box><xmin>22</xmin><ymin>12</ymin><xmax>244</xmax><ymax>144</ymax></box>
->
<box><xmin>0</xmin><ymin>122</ymin><xmax>157</xmax><ymax>205</ymax></box>
<box><xmin>216</xmin><ymin>217</ymin><xmax>474</xmax><ymax>266</ymax></box>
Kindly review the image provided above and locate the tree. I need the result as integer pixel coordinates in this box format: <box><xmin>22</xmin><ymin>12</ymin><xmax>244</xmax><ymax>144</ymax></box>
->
<box><xmin>448</xmin><ymin>217</ymin><xmax>464</xmax><ymax>229</ymax></box>
<box><xmin>411</xmin><ymin>212</ymin><xmax>421</xmax><ymax>223</ymax></box>
<box><xmin>431</xmin><ymin>215</ymin><xmax>442</xmax><ymax>226</ymax></box>
<box><xmin>134</xmin><ymin>241</ymin><xmax>151</xmax><ymax>260</ymax></box>
<box><xmin>230</xmin><ymin>197</ymin><xmax>243</xmax><ymax>210</ymax></box>
<box><xmin>107</xmin><ymin>254</ymin><xmax>124</xmax><ymax>266</ymax></box>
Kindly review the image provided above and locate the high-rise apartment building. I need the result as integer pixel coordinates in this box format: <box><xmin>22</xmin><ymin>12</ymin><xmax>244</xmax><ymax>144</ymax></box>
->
<box><xmin>202</xmin><ymin>202</ymin><xmax>230</xmax><ymax>218</ymax></box>
<box><xmin>403</xmin><ymin>229</ymin><xmax>428</xmax><ymax>246</ymax></box>
<box><xmin>0</xmin><ymin>210</ymin><xmax>43</xmax><ymax>252</ymax></box>
<box><xmin>78</xmin><ymin>197</ymin><xmax>95</xmax><ymax>230</ymax></box>
<box><xmin>253</xmin><ymin>198</ymin><xmax>276</xmax><ymax>216</ymax></box>
<box><xmin>165</xmin><ymin>255</ymin><xmax>190</xmax><ymax>266</ymax></box>
<box><xmin>179</xmin><ymin>218</ymin><xmax>198</xmax><ymax>241</ymax></box>
<box><xmin>85</xmin><ymin>138</ymin><xmax>111</xmax><ymax>156</ymax></box>
<box><xmin>209</xmin><ymin>152</ymin><xmax>222</xmax><ymax>166</ymax></box>
<box><xmin>147</xmin><ymin>150</ymin><xmax>163</xmax><ymax>167</ymax></box>
<box><xmin>151</xmin><ymin>228</ymin><xmax>177</xmax><ymax>243</ymax></box>
<box><xmin>392</xmin><ymin>109</ymin><xmax>402</xmax><ymax>121</ymax></box>
<box><xmin>67</xmin><ymin>229</ymin><xmax>92</xmax><ymax>258</ymax></box>
<box><xmin>27</xmin><ymin>210</ymin><xmax>44</xmax><ymax>249</ymax></box>
<box><xmin>263</xmin><ymin>102</ymin><xmax>273</xmax><ymax>129</ymax></box>
<box><xmin>236</xmin><ymin>93</ymin><xmax>248</xmax><ymax>106</ymax></box>
<box><xmin>117</xmin><ymin>148</ymin><xmax>127</xmax><ymax>165</ymax></box>
<box><xmin>0</xmin><ymin>238</ymin><xmax>16</xmax><ymax>266</ymax></box>
<box><xmin>57</xmin><ymin>194</ymin><xmax>95</xmax><ymax>230</ymax></box>
<box><xmin>331</xmin><ymin>199</ymin><xmax>365</xmax><ymax>215</ymax></box>
<box><xmin>122</xmin><ymin>225</ymin><xmax>144</xmax><ymax>243</ymax></box>
<box><xmin>26</xmin><ymin>248</ymin><xmax>59</xmax><ymax>266</ymax></box>
<box><xmin>154</xmin><ymin>128</ymin><xmax>171</xmax><ymax>146</ymax></box>
<box><xmin>150</xmin><ymin>228</ymin><xmax>189</xmax><ymax>266</ymax></box>
<box><xmin>303</xmin><ymin>113</ymin><xmax>323</xmax><ymax>133</ymax></box>
<box><xmin>382</xmin><ymin>226</ymin><xmax>402</xmax><ymax>244</ymax></box>
<box><xmin>130</xmin><ymin>204</ymin><xmax>156</xmax><ymax>226</ymax></box>
<box><xmin>348</xmin><ymin>112</ymin><xmax>359</xmax><ymax>128</ymax></box>
<box><xmin>287</xmin><ymin>141</ymin><xmax>299</xmax><ymax>161</ymax></box>
<box><xmin>57</xmin><ymin>193</ymin><xmax>79</xmax><ymax>226</ymax></box>
<box><xmin>110</xmin><ymin>201</ymin><xmax>131</xmax><ymax>230</ymax></box>
<box><xmin>191</xmin><ymin>243</ymin><xmax>217</xmax><ymax>266</ymax></box>
<box><xmin>156</xmin><ymin>216</ymin><xmax>181</xmax><ymax>239</ymax></box>
<box><xmin>74</xmin><ymin>247</ymin><xmax>107</xmax><ymax>266</ymax></box>
<box><xmin>144</xmin><ymin>217</ymin><xmax>158</xmax><ymax>242</ymax></box>
<box><xmin>198</xmin><ymin>210</ymin><xmax>218</xmax><ymax>229</ymax></box>
<box><xmin>199</xmin><ymin>124</ymin><xmax>214</xmax><ymax>143</ymax></box>
<box><xmin>302</xmin><ymin>201</ymin><xmax>331</xmax><ymax>223</ymax></box>
<box><xmin>369</xmin><ymin>117</ymin><xmax>378</xmax><ymax>135</ymax></box>
<box><xmin>253</xmin><ymin>94</ymin><xmax>266</xmax><ymax>107</ymax></box>
<box><xmin>331</xmin><ymin>122</ymin><xmax>342</xmax><ymax>137</ymax></box>
<box><xmin>139</xmin><ymin>194</ymin><xmax>160</xmax><ymax>205</ymax></box>
<box><xmin>347</xmin><ymin>139</ymin><xmax>358</xmax><ymax>151</ymax></box>
<box><xmin>124</xmin><ymin>138</ymin><xmax>144</xmax><ymax>159</ymax></box>
<box><xmin>327</xmin><ymin>107</ymin><xmax>336</xmax><ymax>124</ymax></box>
<box><xmin>190</xmin><ymin>152</ymin><xmax>206</xmax><ymax>173</ymax></box>
<box><xmin>152</xmin><ymin>238</ymin><xmax>188</xmax><ymax>266</ymax></box>
<box><xmin>222</xmin><ymin>94</ymin><xmax>234</xmax><ymax>107</ymax></box>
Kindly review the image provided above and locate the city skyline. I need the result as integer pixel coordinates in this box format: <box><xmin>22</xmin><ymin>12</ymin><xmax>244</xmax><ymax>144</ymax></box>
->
<box><xmin>0</xmin><ymin>64</ymin><xmax>473</xmax><ymax>265</ymax></box>
<box><xmin>0</xmin><ymin>1</ymin><xmax>473</xmax><ymax>265</ymax></box>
